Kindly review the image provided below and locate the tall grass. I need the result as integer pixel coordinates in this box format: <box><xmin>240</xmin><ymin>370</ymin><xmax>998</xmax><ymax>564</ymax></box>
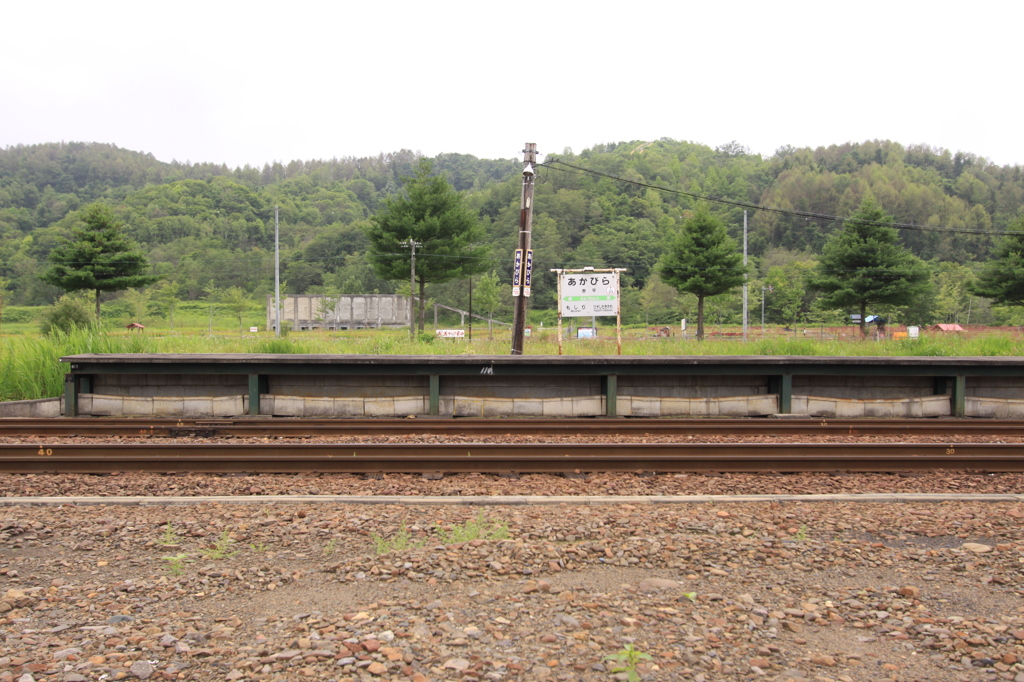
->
<box><xmin>4</xmin><ymin>326</ymin><xmax>1024</xmax><ymax>403</ymax></box>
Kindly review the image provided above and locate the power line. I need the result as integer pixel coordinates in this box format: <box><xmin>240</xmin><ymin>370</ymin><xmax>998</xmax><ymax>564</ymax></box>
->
<box><xmin>541</xmin><ymin>158</ymin><xmax>1022</xmax><ymax>237</ymax></box>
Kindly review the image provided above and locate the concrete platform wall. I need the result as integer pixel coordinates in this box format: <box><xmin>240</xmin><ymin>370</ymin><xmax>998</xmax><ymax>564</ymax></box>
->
<box><xmin>965</xmin><ymin>376</ymin><xmax>1024</xmax><ymax>399</ymax></box>
<box><xmin>93</xmin><ymin>374</ymin><xmax>246</xmax><ymax>398</ymax></box>
<box><xmin>618</xmin><ymin>375</ymin><xmax>768</xmax><ymax>398</ymax></box>
<box><xmin>269</xmin><ymin>375</ymin><xmax>429</xmax><ymax>399</ymax></box>
<box><xmin>442</xmin><ymin>375</ymin><xmax>599</xmax><ymax>399</ymax></box>
<box><xmin>0</xmin><ymin>398</ymin><xmax>62</xmax><ymax>418</ymax></box>
<box><xmin>792</xmin><ymin>375</ymin><xmax>937</xmax><ymax>399</ymax></box>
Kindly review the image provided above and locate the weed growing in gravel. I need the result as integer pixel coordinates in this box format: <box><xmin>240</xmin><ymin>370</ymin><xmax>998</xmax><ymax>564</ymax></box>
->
<box><xmin>682</xmin><ymin>591</ymin><xmax>697</xmax><ymax>603</ymax></box>
<box><xmin>203</xmin><ymin>531</ymin><xmax>238</xmax><ymax>560</ymax></box>
<box><xmin>323</xmin><ymin>539</ymin><xmax>339</xmax><ymax>557</ymax></box>
<box><xmin>794</xmin><ymin>524</ymin><xmax>808</xmax><ymax>541</ymax></box>
<box><xmin>371</xmin><ymin>523</ymin><xmax>423</xmax><ymax>555</ymax></box>
<box><xmin>436</xmin><ymin>511</ymin><xmax>509</xmax><ymax>544</ymax></box>
<box><xmin>604</xmin><ymin>643</ymin><xmax>652</xmax><ymax>681</ymax></box>
<box><xmin>249</xmin><ymin>541</ymin><xmax>269</xmax><ymax>553</ymax></box>
<box><xmin>159</xmin><ymin>523</ymin><xmax>179</xmax><ymax>546</ymax></box>
<box><xmin>162</xmin><ymin>553</ymin><xmax>190</xmax><ymax>576</ymax></box>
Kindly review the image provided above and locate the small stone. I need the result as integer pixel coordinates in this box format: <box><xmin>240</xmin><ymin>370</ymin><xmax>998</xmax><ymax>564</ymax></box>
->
<box><xmin>107</xmin><ymin>615</ymin><xmax>134</xmax><ymax>624</ymax></box>
<box><xmin>639</xmin><ymin>578</ymin><xmax>681</xmax><ymax>592</ymax></box>
<box><xmin>899</xmin><ymin>586</ymin><xmax>920</xmax><ymax>598</ymax></box>
<box><xmin>811</xmin><ymin>654</ymin><xmax>836</xmax><ymax>666</ymax></box>
<box><xmin>962</xmin><ymin>542</ymin><xmax>993</xmax><ymax>553</ymax></box>
<box><xmin>444</xmin><ymin>658</ymin><xmax>470</xmax><ymax>671</ymax></box>
<box><xmin>128</xmin><ymin>660</ymin><xmax>154</xmax><ymax>680</ymax></box>
<box><xmin>366</xmin><ymin>662</ymin><xmax>387</xmax><ymax>675</ymax></box>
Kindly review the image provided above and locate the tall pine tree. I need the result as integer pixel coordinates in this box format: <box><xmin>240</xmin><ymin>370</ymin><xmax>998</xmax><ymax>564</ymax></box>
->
<box><xmin>657</xmin><ymin>206</ymin><xmax>746</xmax><ymax>340</ymax></box>
<box><xmin>365</xmin><ymin>159</ymin><xmax>490</xmax><ymax>331</ymax></box>
<box><xmin>971</xmin><ymin>218</ymin><xmax>1024</xmax><ymax>306</ymax></box>
<box><xmin>41</xmin><ymin>203</ymin><xmax>159</xmax><ymax>322</ymax></box>
<box><xmin>807</xmin><ymin>198</ymin><xmax>931</xmax><ymax>336</ymax></box>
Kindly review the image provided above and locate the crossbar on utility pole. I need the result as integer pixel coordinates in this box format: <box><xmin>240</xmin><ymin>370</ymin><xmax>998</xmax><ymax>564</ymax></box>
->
<box><xmin>510</xmin><ymin>143</ymin><xmax>537</xmax><ymax>355</ymax></box>
<box><xmin>402</xmin><ymin>239</ymin><xmax>422</xmax><ymax>341</ymax></box>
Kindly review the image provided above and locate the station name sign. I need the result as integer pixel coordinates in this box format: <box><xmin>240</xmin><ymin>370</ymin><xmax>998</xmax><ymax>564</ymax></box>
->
<box><xmin>559</xmin><ymin>272</ymin><xmax>619</xmax><ymax>317</ymax></box>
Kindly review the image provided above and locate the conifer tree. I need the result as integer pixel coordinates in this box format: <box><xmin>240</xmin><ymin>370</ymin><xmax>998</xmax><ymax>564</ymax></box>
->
<box><xmin>657</xmin><ymin>206</ymin><xmax>746</xmax><ymax>340</ymax></box>
<box><xmin>807</xmin><ymin>198</ymin><xmax>931</xmax><ymax>336</ymax></box>
<box><xmin>365</xmin><ymin>159</ymin><xmax>489</xmax><ymax>330</ymax></box>
<box><xmin>41</xmin><ymin>203</ymin><xmax>159</xmax><ymax>322</ymax></box>
<box><xmin>971</xmin><ymin>218</ymin><xmax>1024</xmax><ymax>306</ymax></box>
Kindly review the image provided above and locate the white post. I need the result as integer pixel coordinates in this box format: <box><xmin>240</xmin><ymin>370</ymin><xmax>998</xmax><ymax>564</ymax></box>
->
<box><xmin>742</xmin><ymin>210</ymin><xmax>748</xmax><ymax>342</ymax></box>
<box><xmin>274</xmin><ymin>205</ymin><xmax>281</xmax><ymax>337</ymax></box>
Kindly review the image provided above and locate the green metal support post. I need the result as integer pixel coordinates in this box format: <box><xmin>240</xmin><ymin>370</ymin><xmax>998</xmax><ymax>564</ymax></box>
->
<box><xmin>952</xmin><ymin>375</ymin><xmax>966</xmax><ymax>417</ymax></box>
<box><xmin>769</xmin><ymin>374</ymin><xmax>793</xmax><ymax>414</ymax></box>
<box><xmin>429</xmin><ymin>375</ymin><xmax>440</xmax><ymax>416</ymax></box>
<box><xmin>248</xmin><ymin>374</ymin><xmax>265</xmax><ymax>416</ymax></box>
<box><xmin>603</xmin><ymin>374</ymin><xmax>618</xmax><ymax>417</ymax></box>
<box><xmin>64</xmin><ymin>374</ymin><xmax>77</xmax><ymax>417</ymax></box>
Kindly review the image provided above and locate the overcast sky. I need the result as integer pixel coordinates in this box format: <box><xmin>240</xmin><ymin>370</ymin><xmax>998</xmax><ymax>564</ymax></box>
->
<box><xmin>3</xmin><ymin>1</ymin><xmax>1021</xmax><ymax>169</ymax></box>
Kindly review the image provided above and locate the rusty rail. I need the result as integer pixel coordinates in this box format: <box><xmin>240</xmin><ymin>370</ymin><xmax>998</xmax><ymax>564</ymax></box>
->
<box><xmin>5</xmin><ymin>417</ymin><xmax>1024</xmax><ymax>438</ymax></box>
<box><xmin>1</xmin><ymin>441</ymin><xmax>1021</xmax><ymax>474</ymax></box>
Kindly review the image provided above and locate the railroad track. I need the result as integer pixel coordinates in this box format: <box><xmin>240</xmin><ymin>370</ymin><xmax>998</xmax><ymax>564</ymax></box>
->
<box><xmin>5</xmin><ymin>416</ymin><xmax>1024</xmax><ymax>437</ymax></box>
<box><xmin>2</xmin><ymin>417</ymin><xmax>1023</xmax><ymax>474</ymax></box>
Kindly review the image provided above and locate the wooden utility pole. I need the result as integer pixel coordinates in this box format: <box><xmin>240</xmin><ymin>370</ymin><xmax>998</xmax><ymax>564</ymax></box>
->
<box><xmin>511</xmin><ymin>143</ymin><xmax>537</xmax><ymax>355</ymax></box>
<box><xmin>402</xmin><ymin>239</ymin><xmax>422</xmax><ymax>341</ymax></box>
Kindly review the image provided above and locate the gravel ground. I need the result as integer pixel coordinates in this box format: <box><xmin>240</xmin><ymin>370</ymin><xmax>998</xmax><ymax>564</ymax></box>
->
<box><xmin>3</xmin><ymin>472</ymin><xmax>1024</xmax><ymax>682</ymax></box>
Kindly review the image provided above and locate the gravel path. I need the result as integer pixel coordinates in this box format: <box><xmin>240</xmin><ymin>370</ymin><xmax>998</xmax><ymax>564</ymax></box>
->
<box><xmin>2</xmin><ymin>471</ymin><xmax>1024</xmax><ymax>682</ymax></box>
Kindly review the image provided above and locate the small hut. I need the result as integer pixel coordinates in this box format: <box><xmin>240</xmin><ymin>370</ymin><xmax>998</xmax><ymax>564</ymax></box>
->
<box><xmin>126</xmin><ymin>322</ymin><xmax>145</xmax><ymax>331</ymax></box>
<box><xmin>931</xmin><ymin>323</ymin><xmax>964</xmax><ymax>332</ymax></box>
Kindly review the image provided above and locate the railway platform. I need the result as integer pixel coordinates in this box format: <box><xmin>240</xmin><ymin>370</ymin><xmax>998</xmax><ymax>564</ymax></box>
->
<box><xmin>42</xmin><ymin>354</ymin><xmax>1024</xmax><ymax>419</ymax></box>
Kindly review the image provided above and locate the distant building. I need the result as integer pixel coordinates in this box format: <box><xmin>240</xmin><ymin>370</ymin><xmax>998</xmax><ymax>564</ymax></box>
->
<box><xmin>266</xmin><ymin>294</ymin><xmax>412</xmax><ymax>331</ymax></box>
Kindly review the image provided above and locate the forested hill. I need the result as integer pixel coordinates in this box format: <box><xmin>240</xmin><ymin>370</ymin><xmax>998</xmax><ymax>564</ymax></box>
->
<box><xmin>1</xmin><ymin>139</ymin><xmax>1022</xmax><ymax>325</ymax></box>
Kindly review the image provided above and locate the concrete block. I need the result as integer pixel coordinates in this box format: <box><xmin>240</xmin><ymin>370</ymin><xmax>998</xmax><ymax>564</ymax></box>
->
<box><xmin>333</xmin><ymin>399</ymin><xmax>366</xmax><ymax>417</ymax></box>
<box><xmin>89</xmin><ymin>394</ymin><xmax>125</xmax><ymax>416</ymax></box>
<box><xmin>454</xmin><ymin>397</ymin><xmax>486</xmax><ymax>418</ymax></box>
<box><xmin>182</xmin><ymin>398</ymin><xmax>214</xmax><ymax>418</ymax></box>
<box><xmin>271</xmin><ymin>395</ymin><xmax>305</xmax><ymax>417</ymax></box>
<box><xmin>542</xmin><ymin>398</ymin><xmax>573</xmax><ymax>418</ymax></box>
<box><xmin>211</xmin><ymin>396</ymin><xmax>243</xmax><ymax>417</ymax></box>
<box><xmin>512</xmin><ymin>398</ymin><xmax>545</xmax><ymax>417</ymax></box>
<box><xmin>966</xmin><ymin>397</ymin><xmax>1024</xmax><ymax>419</ymax></box>
<box><xmin>627</xmin><ymin>397</ymin><xmax>662</xmax><ymax>417</ymax></box>
<box><xmin>572</xmin><ymin>396</ymin><xmax>604</xmax><ymax>417</ymax></box>
<box><xmin>121</xmin><ymin>396</ymin><xmax>155</xmax><ymax>416</ymax></box>
<box><xmin>151</xmin><ymin>397</ymin><xmax>185</xmax><ymax>417</ymax></box>
<box><xmin>393</xmin><ymin>397</ymin><xmax>427</xmax><ymax>417</ymax></box>
<box><xmin>364</xmin><ymin>397</ymin><xmax>396</xmax><ymax>417</ymax></box>
<box><xmin>303</xmin><ymin>397</ymin><xmax>340</xmax><ymax>417</ymax></box>
<box><xmin>482</xmin><ymin>398</ymin><xmax>515</xmax><ymax>418</ymax></box>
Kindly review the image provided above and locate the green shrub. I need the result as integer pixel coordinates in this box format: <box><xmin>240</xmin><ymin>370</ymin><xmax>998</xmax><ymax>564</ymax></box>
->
<box><xmin>417</xmin><ymin>331</ymin><xmax>436</xmax><ymax>344</ymax></box>
<box><xmin>39</xmin><ymin>295</ymin><xmax>94</xmax><ymax>336</ymax></box>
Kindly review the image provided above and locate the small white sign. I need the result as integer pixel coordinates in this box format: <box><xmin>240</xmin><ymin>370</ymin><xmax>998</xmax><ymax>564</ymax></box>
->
<box><xmin>249</xmin><ymin>327</ymin><xmax>259</xmax><ymax>332</ymax></box>
<box><xmin>436</xmin><ymin>329</ymin><xmax>465</xmax><ymax>338</ymax></box>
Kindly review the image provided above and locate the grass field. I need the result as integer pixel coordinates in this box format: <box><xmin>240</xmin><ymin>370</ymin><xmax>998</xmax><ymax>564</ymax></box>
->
<box><xmin>3</xmin><ymin>318</ymin><xmax>1023</xmax><ymax>402</ymax></box>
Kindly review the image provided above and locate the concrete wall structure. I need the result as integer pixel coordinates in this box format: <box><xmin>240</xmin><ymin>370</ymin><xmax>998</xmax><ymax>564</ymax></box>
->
<box><xmin>55</xmin><ymin>354</ymin><xmax>1024</xmax><ymax>419</ymax></box>
<box><xmin>267</xmin><ymin>294</ymin><xmax>411</xmax><ymax>331</ymax></box>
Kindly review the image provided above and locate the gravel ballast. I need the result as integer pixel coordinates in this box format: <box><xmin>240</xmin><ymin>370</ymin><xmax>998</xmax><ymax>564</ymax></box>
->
<box><xmin>2</xmin><ymin>471</ymin><xmax>1024</xmax><ymax>682</ymax></box>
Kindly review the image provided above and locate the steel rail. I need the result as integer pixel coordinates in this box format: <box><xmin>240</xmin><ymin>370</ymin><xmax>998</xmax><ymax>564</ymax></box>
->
<box><xmin>1</xmin><ymin>442</ymin><xmax>1022</xmax><ymax>474</ymax></box>
<box><xmin>5</xmin><ymin>417</ymin><xmax>1024</xmax><ymax>438</ymax></box>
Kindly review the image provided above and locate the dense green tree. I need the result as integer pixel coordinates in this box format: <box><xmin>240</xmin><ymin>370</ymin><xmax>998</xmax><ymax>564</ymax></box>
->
<box><xmin>807</xmin><ymin>198</ymin><xmax>932</xmax><ymax>336</ymax></box>
<box><xmin>657</xmin><ymin>206</ymin><xmax>746</xmax><ymax>340</ymax></box>
<box><xmin>40</xmin><ymin>203</ymin><xmax>159</xmax><ymax>321</ymax></box>
<box><xmin>365</xmin><ymin>159</ymin><xmax>490</xmax><ymax>330</ymax></box>
<box><xmin>972</xmin><ymin>220</ymin><xmax>1024</xmax><ymax>306</ymax></box>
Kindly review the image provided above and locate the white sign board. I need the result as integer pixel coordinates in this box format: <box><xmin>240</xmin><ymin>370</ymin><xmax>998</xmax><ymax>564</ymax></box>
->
<box><xmin>249</xmin><ymin>327</ymin><xmax>259</xmax><ymax>332</ymax></box>
<box><xmin>559</xmin><ymin>272</ymin><xmax>619</xmax><ymax>318</ymax></box>
<box><xmin>436</xmin><ymin>329</ymin><xmax>465</xmax><ymax>338</ymax></box>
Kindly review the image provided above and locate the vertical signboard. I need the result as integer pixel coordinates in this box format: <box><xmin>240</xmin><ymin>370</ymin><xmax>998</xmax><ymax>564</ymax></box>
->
<box><xmin>523</xmin><ymin>249</ymin><xmax>533</xmax><ymax>297</ymax></box>
<box><xmin>559</xmin><ymin>272</ymin><xmax>619</xmax><ymax>317</ymax></box>
<box><xmin>511</xmin><ymin>249</ymin><xmax>523</xmax><ymax>297</ymax></box>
